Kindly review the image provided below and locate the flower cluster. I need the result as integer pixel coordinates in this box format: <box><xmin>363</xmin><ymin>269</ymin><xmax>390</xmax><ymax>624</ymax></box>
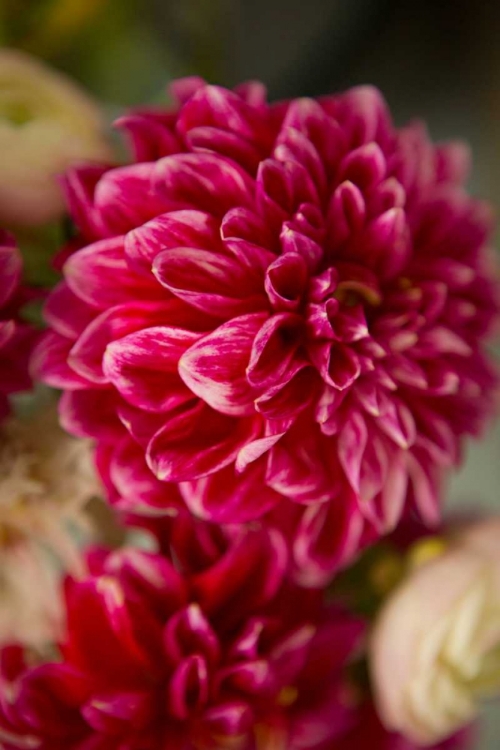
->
<box><xmin>34</xmin><ymin>78</ymin><xmax>499</xmax><ymax>581</ymax></box>
<box><xmin>0</xmin><ymin>513</ymin><xmax>365</xmax><ymax>750</ymax></box>
<box><xmin>0</xmin><ymin>64</ymin><xmax>498</xmax><ymax>750</ymax></box>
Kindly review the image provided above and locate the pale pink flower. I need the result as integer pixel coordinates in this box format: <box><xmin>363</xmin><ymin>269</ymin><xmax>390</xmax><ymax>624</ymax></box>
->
<box><xmin>370</xmin><ymin>518</ymin><xmax>500</xmax><ymax>745</ymax></box>
<box><xmin>34</xmin><ymin>78</ymin><xmax>499</xmax><ymax>579</ymax></box>
<box><xmin>0</xmin><ymin>49</ymin><xmax>111</xmax><ymax>227</ymax></box>
<box><xmin>0</xmin><ymin>404</ymin><xmax>101</xmax><ymax>646</ymax></box>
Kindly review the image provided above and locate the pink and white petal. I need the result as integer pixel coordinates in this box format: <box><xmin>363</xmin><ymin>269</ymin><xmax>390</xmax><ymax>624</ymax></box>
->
<box><xmin>266</xmin><ymin>426</ymin><xmax>335</xmax><ymax>504</ymax></box>
<box><xmin>153</xmin><ymin>248</ymin><xmax>266</xmax><ymax>318</ymax></box>
<box><xmin>338</xmin><ymin>411</ymin><xmax>368</xmax><ymax>495</ymax></box>
<box><xmin>292</xmin><ymin>499</ymin><xmax>366</xmax><ymax>587</ymax></box>
<box><xmin>104</xmin><ymin>326</ymin><xmax>200</xmax><ymax>412</ymax></box>
<box><xmin>59</xmin><ymin>388</ymin><xmax>125</xmax><ymax>441</ymax></box>
<box><xmin>93</xmin><ymin>163</ymin><xmax>168</xmax><ymax>234</ymax></box>
<box><xmin>104</xmin><ymin>436</ymin><xmax>184</xmax><ymax>514</ymax></box>
<box><xmin>69</xmin><ymin>301</ymin><xmax>187</xmax><ymax>385</ymax></box>
<box><xmin>180</xmin><ymin>461</ymin><xmax>281</xmax><ymax>523</ymax></box>
<box><xmin>147</xmin><ymin>401</ymin><xmax>260</xmax><ymax>481</ymax></box>
<box><xmin>65</xmin><ymin>237</ymin><xmax>165</xmax><ymax>310</ymax></box>
<box><xmin>247</xmin><ymin>313</ymin><xmax>304</xmax><ymax>389</ymax></box>
<box><xmin>44</xmin><ymin>282</ymin><xmax>96</xmax><ymax>339</ymax></box>
<box><xmin>152</xmin><ymin>153</ymin><xmax>254</xmax><ymax>217</ymax></box>
<box><xmin>31</xmin><ymin>331</ymin><xmax>90</xmax><ymax>389</ymax></box>
<box><xmin>264</xmin><ymin>253</ymin><xmax>309</xmax><ymax>312</ymax></box>
<box><xmin>255</xmin><ymin>364</ymin><xmax>317</xmax><ymax>421</ymax></box>
<box><xmin>125</xmin><ymin>210</ymin><xmax>220</xmax><ymax>270</ymax></box>
<box><xmin>179</xmin><ymin>313</ymin><xmax>267</xmax><ymax>416</ymax></box>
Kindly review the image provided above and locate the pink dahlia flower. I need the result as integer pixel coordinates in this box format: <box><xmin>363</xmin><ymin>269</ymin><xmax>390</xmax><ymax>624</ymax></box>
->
<box><xmin>0</xmin><ymin>231</ymin><xmax>37</xmax><ymax>419</ymax></box>
<box><xmin>35</xmin><ymin>78</ymin><xmax>499</xmax><ymax>565</ymax></box>
<box><xmin>0</xmin><ymin>514</ymin><xmax>364</xmax><ymax>750</ymax></box>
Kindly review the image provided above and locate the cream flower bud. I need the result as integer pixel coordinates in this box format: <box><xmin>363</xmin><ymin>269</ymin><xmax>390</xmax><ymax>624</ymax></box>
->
<box><xmin>0</xmin><ymin>404</ymin><xmax>101</xmax><ymax>646</ymax></box>
<box><xmin>0</xmin><ymin>49</ymin><xmax>112</xmax><ymax>227</ymax></box>
<box><xmin>370</xmin><ymin>519</ymin><xmax>500</xmax><ymax>746</ymax></box>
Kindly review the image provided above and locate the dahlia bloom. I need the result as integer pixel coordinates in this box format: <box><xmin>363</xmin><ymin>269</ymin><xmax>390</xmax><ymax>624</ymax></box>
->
<box><xmin>0</xmin><ymin>513</ymin><xmax>364</xmax><ymax>750</ymax></box>
<box><xmin>0</xmin><ymin>231</ymin><xmax>36</xmax><ymax>419</ymax></box>
<box><xmin>35</xmin><ymin>78</ymin><xmax>499</xmax><ymax>573</ymax></box>
<box><xmin>0</xmin><ymin>404</ymin><xmax>101</xmax><ymax>646</ymax></box>
<box><xmin>370</xmin><ymin>518</ymin><xmax>500</xmax><ymax>745</ymax></box>
<box><xmin>0</xmin><ymin>49</ymin><xmax>111</xmax><ymax>227</ymax></box>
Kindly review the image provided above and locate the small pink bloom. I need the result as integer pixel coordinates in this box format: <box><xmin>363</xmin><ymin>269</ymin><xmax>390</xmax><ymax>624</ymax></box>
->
<box><xmin>0</xmin><ymin>511</ymin><xmax>364</xmax><ymax>749</ymax></box>
<box><xmin>0</xmin><ymin>231</ymin><xmax>37</xmax><ymax>419</ymax></box>
<box><xmin>370</xmin><ymin>518</ymin><xmax>500</xmax><ymax>746</ymax></box>
<box><xmin>35</xmin><ymin>78</ymin><xmax>500</xmax><ymax>579</ymax></box>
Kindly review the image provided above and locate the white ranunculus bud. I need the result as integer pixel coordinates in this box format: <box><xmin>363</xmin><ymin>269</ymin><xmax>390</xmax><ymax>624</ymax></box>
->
<box><xmin>370</xmin><ymin>519</ymin><xmax>500</xmax><ymax>746</ymax></box>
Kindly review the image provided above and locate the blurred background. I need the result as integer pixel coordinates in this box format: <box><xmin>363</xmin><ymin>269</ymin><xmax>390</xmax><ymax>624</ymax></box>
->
<box><xmin>2</xmin><ymin>0</ymin><xmax>500</xmax><ymax>745</ymax></box>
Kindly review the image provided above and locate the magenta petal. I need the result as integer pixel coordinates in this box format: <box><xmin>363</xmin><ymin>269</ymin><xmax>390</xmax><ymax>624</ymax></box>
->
<box><xmin>65</xmin><ymin>237</ymin><xmax>164</xmax><ymax>310</ymax></box>
<box><xmin>68</xmin><ymin>301</ymin><xmax>183</xmax><ymax>384</ymax></box>
<box><xmin>82</xmin><ymin>691</ymin><xmax>154</xmax><ymax>733</ymax></box>
<box><xmin>186</xmin><ymin>126</ymin><xmax>263</xmax><ymax>172</ymax></box>
<box><xmin>168</xmin><ymin>655</ymin><xmax>209</xmax><ymax>720</ymax></box>
<box><xmin>293</xmin><ymin>500</ymin><xmax>365</xmax><ymax>587</ymax></box>
<box><xmin>310</xmin><ymin>342</ymin><xmax>361</xmax><ymax>390</ymax></box>
<box><xmin>181</xmin><ymin>462</ymin><xmax>281</xmax><ymax>523</ymax></box>
<box><xmin>179</xmin><ymin>313</ymin><xmax>267</xmax><ymax>416</ymax></box>
<box><xmin>163</xmin><ymin>604</ymin><xmax>219</xmax><ymax>669</ymax></box>
<box><xmin>219</xmin><ymin>660</ymin><xmax>271</xmax><ymax>695</ymax></box>
<box><xmin>379</xmin><ymin>452</ymin><xmax>408</xmax><ymax>530</ymax></box>
<box><xmin>103</xmin><ymin>436</ymin><xmax>183</xmax><ymax>513</ymax></box>
<box><xmin>31</xmin><ymin>331</ymin><xmax>89</xmax><ymax>389</ymax></box>
<box><xmin>104</xmin><ymin>326</ymin><xmax>199</xmax><ymax>412</ymax></box>
<box><xmin>153</xmin><ymin>247</ymin><xmax>266</xmax><ymax>318</ymax></box>
<box><xmin>338</xmin><ymin>411</ymin><xmax>368</xmax><ymax>494</ymax></box>
<box><xmin>362</xmin><ymin>207</ymin><xmax>410</xmax><ymax>279</ymax></box>
<box><xmin>44</xmin><ymin>282</ymin><xmax>96</xmax><ymax>339</ymax></box>
<box><xmin>221</xmin><ymin>206</ymin><xmax>276</xmax><ymax>250</ymax></box>
<box><xmin>147</xmin><ymin>401</ymin><xmax>259</xmax><ymax>481</ymax></box>
<box><xmin>266</xmin><ymin>428</ymin><xmax>334</xmax><ymax>504</ymax></box>
<box><xmin>255</xmin><ymin>363</ymin><xmax>316</xmax><ymax>420</ymax></box>
<box><xmin>125</xmin><ymin>210</ymin><xmax>220</xmax><ymax>270</ymax></box>
<box><xmin>203</xmin><ymin>701</ymin><xmax>253</xmax><ymax>738</ymax></box>
<box><xmin>0</xmin><ymin>244</ymin><xmax>21</xmax><ymax>308</ymax></box>
<box><xmin>152</xmin><ymin>153</ymin><xmax>254</xmax><ymax>216</ymax></box>
<box><xmin>62</xmin><ymin>164</ymin><xmax>109</xmax><ymax>240</ymax></box>
<box><xmin>340</xmin><ymin>142</ymin><xmax>386</xmax><ymax>189</ymax></box>
<box><xmin>59</xmin><ymin>388</ymin><xmax>124</xmax><ymax>441</ymax></box>
<box><xmin>247</xmin><ymin>313</ymin><xmax>304</xmax><ymax>389</ymax></box>
<box><xmin>93</xmin><ymin>163</ymin><xmax>167</xmax><ymax>234</ymax></box>
<box><xmin>192</xmin><ymin>527</ymin><xmax>287</xmax><ymax>618</ymax></box>
<box><xmin>327</xmin><ymin>180</ymin><xmax>366</xmax><ymax>247</ymax></box>
<box><xmin>376</xmin><ymin>395</ymin><xmax>416</xmax><ymax>449</ymax></box>
<box><xmin>116</xmin><ymin>112</ymin><xmax>180</xmax><ymax>162</ymax></box>
<box><xmin>265</xmin><ymin>253</ymin><xmax>308</xmax><ymax>312</ymax></box>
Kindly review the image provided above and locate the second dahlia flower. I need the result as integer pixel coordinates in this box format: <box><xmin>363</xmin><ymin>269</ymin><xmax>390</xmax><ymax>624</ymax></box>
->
<box><xmin>0</xmin><ymin>512</ymin><xmax>364</xmax><ymax>749</ymax></box>
<box><xmin>35</xmin><ymin>78</ymin><xmax>499</xmax><ymax>572</ymax></box>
